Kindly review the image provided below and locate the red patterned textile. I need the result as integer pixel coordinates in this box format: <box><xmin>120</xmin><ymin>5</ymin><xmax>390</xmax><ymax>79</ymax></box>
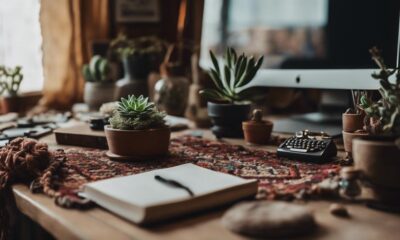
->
<box><xmin>44</xmin><ymin>136</ymin><xmax>342</xmax><ymax>201</ymax></box>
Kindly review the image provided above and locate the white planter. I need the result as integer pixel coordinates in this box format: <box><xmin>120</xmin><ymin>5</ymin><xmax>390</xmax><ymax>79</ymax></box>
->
<box><xmin>84</xmin><ymin>82</ymin><xmax>116</xmax><ymax>110</ymax></box>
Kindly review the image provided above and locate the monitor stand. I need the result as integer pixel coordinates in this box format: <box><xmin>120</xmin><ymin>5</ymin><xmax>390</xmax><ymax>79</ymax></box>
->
<box><xmin>272</xmin><ymin>90</ymin><xmax>349</xmax><ymax>138</ymax></box>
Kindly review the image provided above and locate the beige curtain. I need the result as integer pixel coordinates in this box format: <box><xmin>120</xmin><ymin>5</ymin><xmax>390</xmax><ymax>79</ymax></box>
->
<box><xmin>38</xmin><ymin>0</ymin><xmax>109</xmax><ymax>110</ymax></box>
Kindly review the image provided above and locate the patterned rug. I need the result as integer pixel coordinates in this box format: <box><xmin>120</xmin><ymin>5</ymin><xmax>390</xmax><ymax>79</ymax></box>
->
<box><xmin>41</xmin><ymin>135</ymin><xmax>343</xmax><ymax>202</ymax></box>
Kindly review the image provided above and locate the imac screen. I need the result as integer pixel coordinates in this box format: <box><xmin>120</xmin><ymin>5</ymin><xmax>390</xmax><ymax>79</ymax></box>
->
<box><xmin>200</xmin><ymin>0</ymin><xmax>399</xmax><ymax>69</ymax></box>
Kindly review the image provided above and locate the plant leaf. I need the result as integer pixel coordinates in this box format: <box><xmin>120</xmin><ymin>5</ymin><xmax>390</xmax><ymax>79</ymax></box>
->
<box><xmin>209</xmin><ymin>50</ymin><xmax>220</xmax><ymax>75</ymax></box>
<box><xmin>231</xmin><ymin>48</ymin><xmax>237</xmax><ymax>64</ymax></box>
<box><xmin>224</xmin><ymin>65</ymin><xmax>231</xmax><ymax>91</ymax></box>
<box><xmin>236</xmin><ymin>57</ymin><xmax>254</xmax><ymax>87</ymax></box>
<box><xmin>234</xmin><ymin>55</ymin><xmax>244</xmax><ymax>85</ymax></box>
<box><xmin>226</xmin><ymin>48</ymin><xmax>232</xmax><ymax>69</ymax></box>
<box><xmin>236</xmin><ymin>56</ymin><xmax>247</xmax><ymax>86</ymax></box>
<box><xmin>208</xmin><ymin>69</ymin><xmax>224</xmax><ymax>90</ymax></box>
<box><xmin>199</xmin><ymin>89</ymin><xmax>226</xmax><ymax>102</ymax></box>
<box><xmin>82</xmin><ymin>65</ymin><xmax>93</xmax><ymax>82</ymax></box>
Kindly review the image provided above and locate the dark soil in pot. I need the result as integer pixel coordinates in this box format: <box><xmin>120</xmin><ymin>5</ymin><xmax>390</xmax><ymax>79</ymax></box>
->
<box><xmin>207</xmin><ymin>102</ymin><xmax>251</xmax><ymax>138</ymax></box>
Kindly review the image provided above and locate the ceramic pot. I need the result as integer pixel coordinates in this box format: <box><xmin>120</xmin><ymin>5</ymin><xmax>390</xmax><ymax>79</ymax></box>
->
<box><xmin>84</xmin><ymin>82</ymin><xmax>116</xmax><ymax>110</ymax></box>
<box><xmin>154</xmin><ymin>75</ymin><xmax>189</xmax><ymax>116</ymax></box>
<box><xmin>342</xmin><ymin>130</ymin><xmax>368</xmax><ymax>153</ymax></box>
<box><xmin>353</xmin><ymin>136</ymin><xmax>400</xmax><ymax>203</ymax></box>
<box><xmin>104</xmin><ymin>125</ymin><xmax>170</xmax><ymax>159</ymax></box>
<box><xmin>342</xmin><ymin>112</ymin><xmax>364</xmax><ymax>132</ymax></box>
<box><xmin>1</xmin><ymin>95</ymin><xmax>20</xmax><ymax>113</ymax></box>
<box><xmin>207</xmin><ymin>102</ymin><xmax>251</xmax><ymax>138</ymax></box>
<box><xmin>242</xmin><ymin>120</ymin><xmax>273</xmax><ymax>145</ymax></box>
<box><xmin>116</xmin><ymin>53</ymin><xmax>162</xmax><ymax>99</ymax></box>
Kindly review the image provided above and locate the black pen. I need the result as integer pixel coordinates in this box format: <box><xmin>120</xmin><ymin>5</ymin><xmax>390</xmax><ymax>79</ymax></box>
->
<box><xmin>154</xmin><ymin>175</ymin><xmax>194</xmax><ymax>197</ymax></box>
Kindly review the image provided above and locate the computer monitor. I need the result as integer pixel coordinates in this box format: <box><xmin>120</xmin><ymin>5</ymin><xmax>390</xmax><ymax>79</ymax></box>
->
<box><xmin>200</xmin><ymin>0</ymin><xmax>400</xmax><ymax>136</ymax></box>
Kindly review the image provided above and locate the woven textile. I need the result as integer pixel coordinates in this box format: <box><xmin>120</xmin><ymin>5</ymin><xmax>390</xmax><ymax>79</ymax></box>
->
<box><xmin>44</xmin><ymin>136</ymin><xmax>342</xmax><ymax>201</ymax></box>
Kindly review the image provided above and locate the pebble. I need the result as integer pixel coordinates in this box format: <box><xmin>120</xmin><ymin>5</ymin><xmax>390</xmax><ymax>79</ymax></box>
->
<box><xmin>330</xmin><ymin>203</ymin><xmax>350</xmax><ymax>218</ymax></box>
<box><xmin>222</xmin><ymin>201</ymin><xmax>317</xmax><ymax>238</ymax></box>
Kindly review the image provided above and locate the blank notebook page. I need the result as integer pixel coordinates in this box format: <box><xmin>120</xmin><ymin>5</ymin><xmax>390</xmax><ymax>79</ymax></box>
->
<box><xmin>84</xmin><ymin>163</ymin><xmax>256</xmax><ymax>208</ymax></box>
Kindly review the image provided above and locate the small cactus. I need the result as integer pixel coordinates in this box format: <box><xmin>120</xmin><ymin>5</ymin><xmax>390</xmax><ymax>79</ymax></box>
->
<box><xmin>82</xmin><ymin>55</ymin><xmax>111</xmax><ymax>82</ymax></box>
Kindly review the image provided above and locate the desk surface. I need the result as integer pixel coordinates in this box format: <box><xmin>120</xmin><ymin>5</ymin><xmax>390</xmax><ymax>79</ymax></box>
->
<box><xmin>12</xmin><ymin>129</ymin><xmax>400</xmax><ymax>240</ymax></box>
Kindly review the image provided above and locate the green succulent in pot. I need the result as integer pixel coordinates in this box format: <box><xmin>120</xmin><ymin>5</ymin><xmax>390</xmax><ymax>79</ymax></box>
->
<box><xmin>110</xmin><ymin>34</ymin><xmax>168</xmax><ymax>98</ymax></box>
<box><xmin>199</xmin><ymin>47</ymin><xmax>264</xmax><ymax>138</ymax></box>
<box><xmin>82</xmin><ymin>55</ymin><xmax>116</xmax><ymax>110</ymax></box>
<box><xmin>105</xmin><ymin>95</ymin><xmax>170</xmax><ymax>160</ymax></box>
<box><xmin>109</xmin><ymin>95</ymin><xmax>166</xmax><ymax>130</ymax></box>
<box><xmin>200</xmin><ymin>48</ymin><xmax>263</xmax><ymax>103</ymax></box>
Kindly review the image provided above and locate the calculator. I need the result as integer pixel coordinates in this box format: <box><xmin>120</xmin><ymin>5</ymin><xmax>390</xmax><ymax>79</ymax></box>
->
<box><xmin>277</xmin><ymin>130</ymin><xmax>337</xmax><ymax>162</ymax></box>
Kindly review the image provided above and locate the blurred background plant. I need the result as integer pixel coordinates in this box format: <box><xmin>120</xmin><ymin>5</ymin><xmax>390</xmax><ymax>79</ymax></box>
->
<box><xmin>82</xmin><ymin>55</ymin><xmax>111</xmax><ymax>83</ymax></box>
<box><xmin>0</xmin><ymin>65</ymin><xmax>23</xmax><ymax>96</ymax></box>
<box><xmin>109</xmin><ymin>34</ymin><xmax>167</xmax><ymax>59</ymax></box>
<box><xmin>359</xmin><ymin>47</ymin><xmax>400</xmax><ymax>135</ymax></box>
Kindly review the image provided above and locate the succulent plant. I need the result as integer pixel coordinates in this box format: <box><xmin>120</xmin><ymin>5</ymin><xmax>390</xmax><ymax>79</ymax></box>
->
<box><xmin>109</xmin><ymin>95</ymin><xmax>166</xmax><ymax>130</ymax></box>
<box><xmin>110</xmin><ymin>34</ymin><xmax>167</xmax><ymax>59</ymax></box>
<box><xmin>82</xmin><ymin>55</ymin><xmax>111</xmax><ymax>82</ymax></box>
<box><xmin>199</xmin><ymin>47</ymin><xmax>263</xmax><ymax>103</ymax></box>
<box><xmin>0</xmin><ymin>65</ymin><xmax>23</xmax><ymax>96</ymax></box>
<box><xmin>359</xmin><ymin>47</ymin><xmax>400</xmax><ymax>135</ymax></box>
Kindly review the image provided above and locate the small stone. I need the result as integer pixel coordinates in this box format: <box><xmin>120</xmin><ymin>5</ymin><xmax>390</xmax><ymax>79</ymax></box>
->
<box><xmin>330</xmin><ymin>203</ymin><xmax>350</xmax><ymax>218</ymax></box>
<box><xmin>222</xmin><ymin>201</ymin><xmax>317</xmax><ymax>238</ymax></box>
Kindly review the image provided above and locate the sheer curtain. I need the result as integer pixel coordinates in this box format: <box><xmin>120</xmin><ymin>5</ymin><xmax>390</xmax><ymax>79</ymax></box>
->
<box><xmin>37</xmin><ymin>0</ymin><xmax>110</xmax><ymax>110</ymax></box>
<box><xmin>0</xmin><ymin>0</ymin><xmax>44</xmax><ymax>93</ymax></box>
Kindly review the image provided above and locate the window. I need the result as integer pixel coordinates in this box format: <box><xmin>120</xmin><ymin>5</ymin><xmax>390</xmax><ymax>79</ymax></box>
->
<box><xmin>0</xmin><ymin>0</ymin><xmax>44</xmax><ymax>93</ymax></box>
<box><xmin>200</xmin><ymin>0</ymin><xmax>329</xmax><ymax>68</ymax></box>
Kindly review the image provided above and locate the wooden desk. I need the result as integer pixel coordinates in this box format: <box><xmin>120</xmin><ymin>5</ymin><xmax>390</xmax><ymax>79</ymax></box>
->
<box><xmin>12</xmin><ymin>130</ymin><xmax>400</xmax><ymax>240</ymax></box>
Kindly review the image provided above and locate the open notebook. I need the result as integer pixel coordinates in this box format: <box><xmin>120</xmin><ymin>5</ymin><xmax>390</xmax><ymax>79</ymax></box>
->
<box><xmin>82</xmin><ymin>163</ymin><xmax>258</xmax><ymax>224</ymax></box>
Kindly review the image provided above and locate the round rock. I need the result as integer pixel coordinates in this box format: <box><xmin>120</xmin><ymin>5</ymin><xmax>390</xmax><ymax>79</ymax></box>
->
<box><xmin>222</xmin><ymin>201</ymin><xmax>317</xmax><ymax>238</ymax></box>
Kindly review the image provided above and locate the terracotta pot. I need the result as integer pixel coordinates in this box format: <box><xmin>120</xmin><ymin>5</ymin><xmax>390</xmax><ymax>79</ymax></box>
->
<box><xmin>1</xmin><ymin>95</ymin><xmax>20</xmax><ymax>113</ymax></box>
<box><xmin>353</xmin><ymin>137</ymin><xmax>400</xmax><ymax>191</ymax></box>
<box><xmin>104</xmin><ymin>125</ymin><xmax>170</xmax><ymax>159</ymax></box>
<box><xmin>84</xmin><ymin>82</ymin><xmax>116</xmax><ymax>110</ymax></box>
<box><xmin>242</xmin><ymin>120</ymin><xmax>273</xmax><ymax>145</ymax></box>
<box><xmin>342</xmin><ymin>130</ymin><xmax>368</xmax><ymax>153</ymax></box>
<box><xmin>342</xmin><ymin>112</ymin><xmax>364</xmax><ymax>132</ymax></box>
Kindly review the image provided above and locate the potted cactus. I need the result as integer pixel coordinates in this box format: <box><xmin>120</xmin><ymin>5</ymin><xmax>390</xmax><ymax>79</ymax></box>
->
<box><xmin>0</xmin><ymin>65</ymin><xmax>23</xmax><ymax>113</ymax></box>
<box><xmin>342</xmin><ymin>90</ymin><xmax>369</xmax><ymax>156</ymax></box>
<box><xmin>352</xmin><ymin>47</ymin><xmax>400</xmax><ymax>203</ymax></box>
<box><xmin>110</xmin><ymin>35</ymin><xmax>167</xmax><ymax>99</ymax></box>
<box><xmin>199</xmin><ymin>47</ymin><xmax>263</xmax><ymax>138</ymax></box>
<box><xmin>82</xmin><ymin>55</ymin><xmax>116</xmax><ymax>110</ymax></box>
<box><xmin>105</xmin><ymin>95</ymin><xmax>170</xmax><ymax>159</ymax></box>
